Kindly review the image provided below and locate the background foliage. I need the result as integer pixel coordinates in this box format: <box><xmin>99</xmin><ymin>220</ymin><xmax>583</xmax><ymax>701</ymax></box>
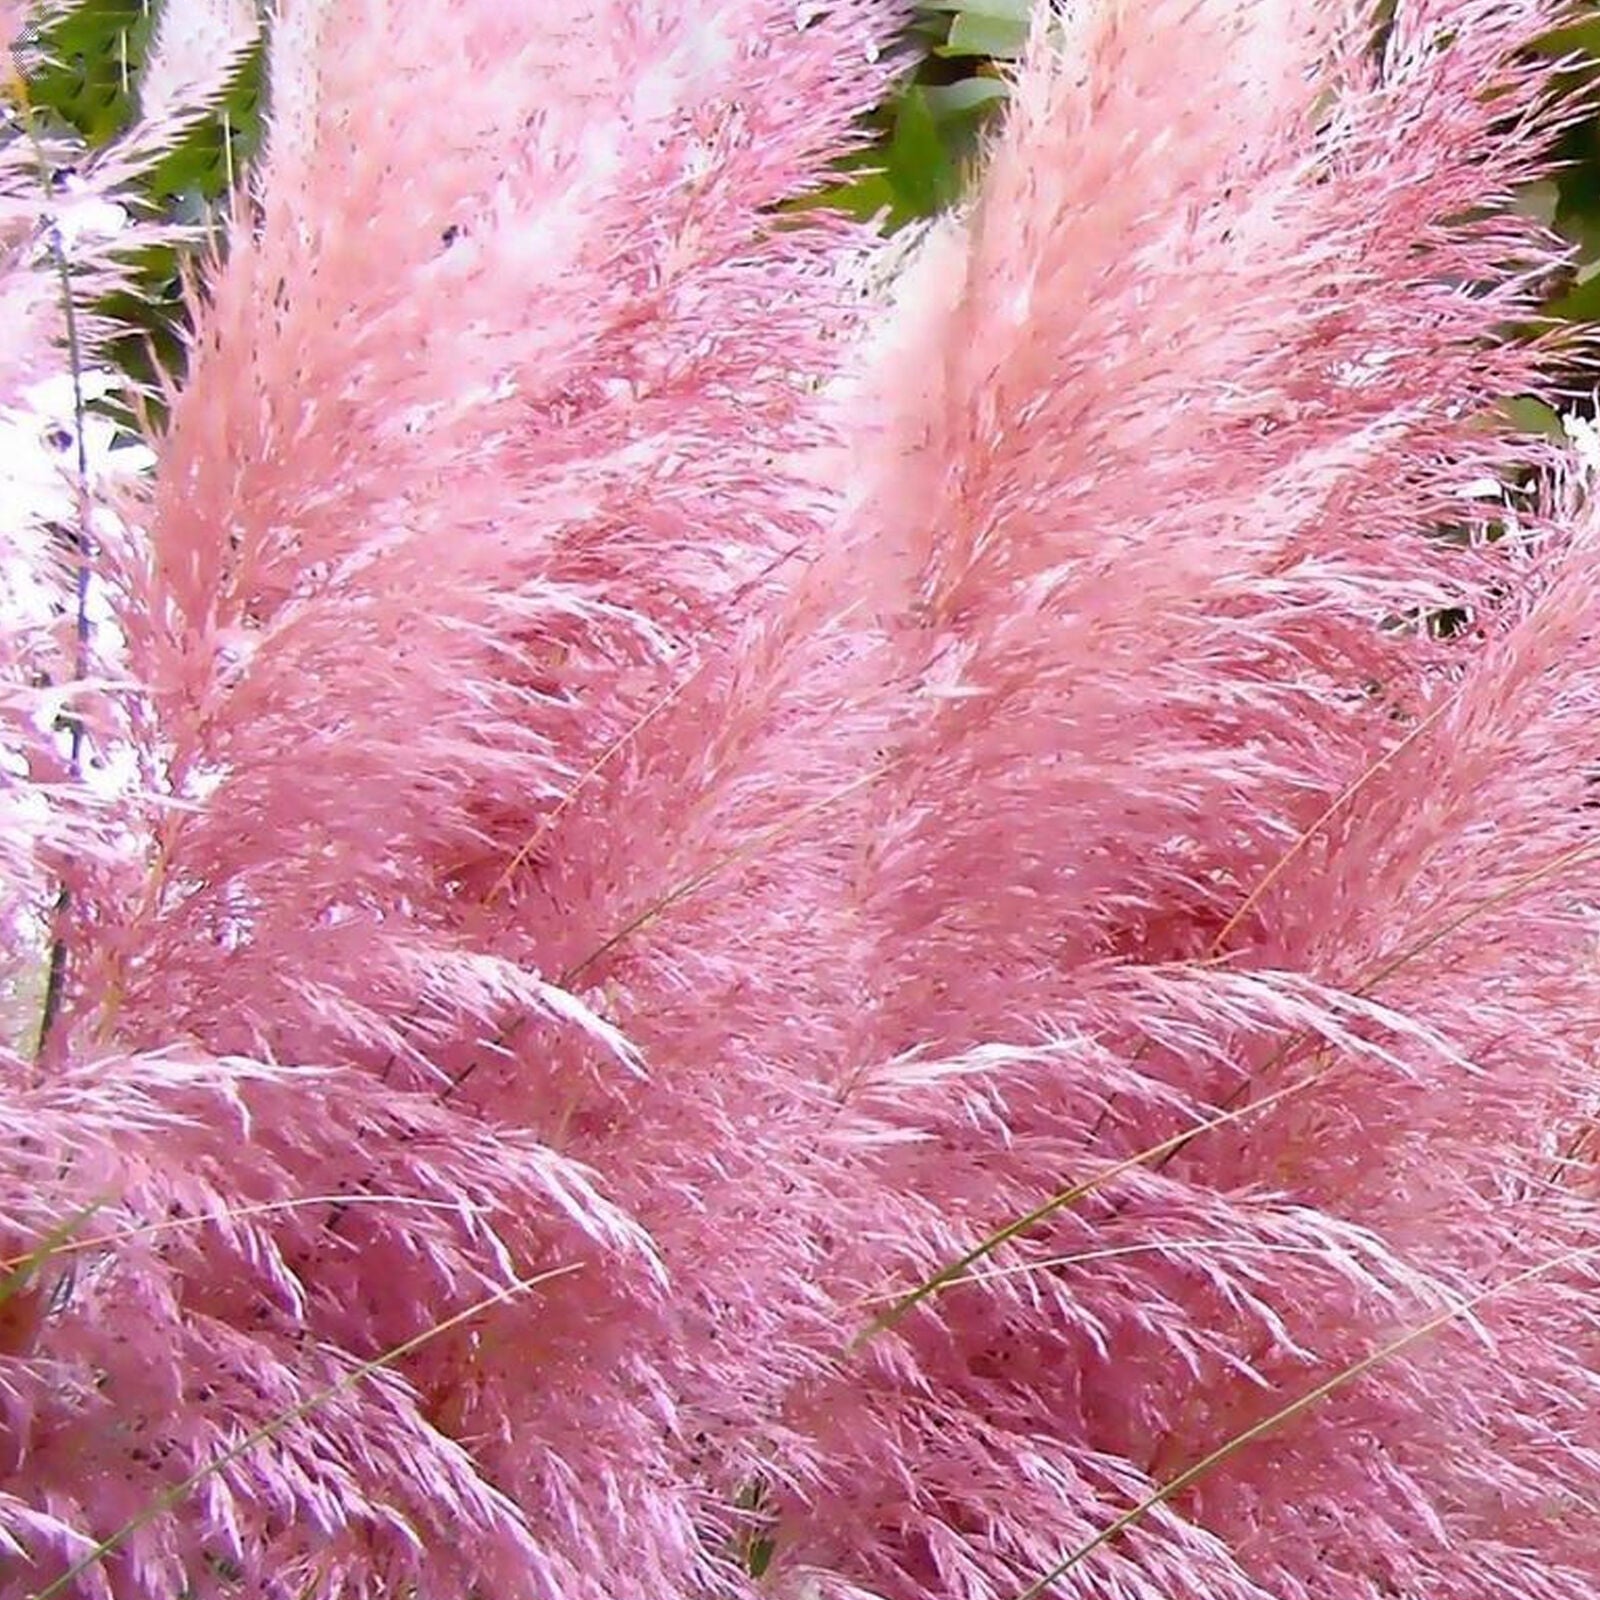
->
<box><xmin>8</xmin><ymin>0</ymin><xmax>264</xmax><ymax>403</ymax></box>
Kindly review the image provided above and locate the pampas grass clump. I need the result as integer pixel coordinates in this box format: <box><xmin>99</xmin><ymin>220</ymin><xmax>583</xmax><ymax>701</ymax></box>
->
<box><xmin>4</xmin><ymin>1</ymin><xmax>1600</xmax><ymax>1596</ymax></box>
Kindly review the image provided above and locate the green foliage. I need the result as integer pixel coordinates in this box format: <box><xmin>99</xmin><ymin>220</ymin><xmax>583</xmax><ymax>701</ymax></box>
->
<box><xmin>1526</xmin><ymin>16</ymin><xmax>1600</xmax><ymax>330</ymax></box>
<box><xmin>102</xmin><ymin>36</ymin><xmax>265</xmax><ymax>397</ymax></box>
<box><xmin>923</xmin><ymin>0</ymin><xmax>1032</xmax><ymax>60</ymax></box>
<box><xmin>10</xmin><ymin>0</ymin><xmax>268</xmax><ymax>405</ymax></box>
<box><xmin>731</xmin><ymin>1476</ymin><xmax>779</xmax><ymax>1579</ymax></box>
<box><xmin>798</xmin><ymin>0</ymin><xmax>1022</xmax><ymax>230</ymax></box>
<box><xmin>19</xmin><ymin>0</ymin><xmax>154</xmax><ymax>145</ymax></box>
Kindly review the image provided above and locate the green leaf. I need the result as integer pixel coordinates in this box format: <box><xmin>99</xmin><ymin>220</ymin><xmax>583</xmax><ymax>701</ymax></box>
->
<box><xmin>13</xmin><ymin>9</ymin><xmax>270</xmax><ymax>413</ymax></box>
<box><xmin>922</xmin><ymin>77</ymin><xmax>1010</xmax><ymax>122</ymax></box>
<box><xmin>883</xmin><ymin>84</ymin><xmax>961</xmax><ymax>220</ymax></box>
<box><xmin>18</xmin><ymin>0</ymin><xmax>156</xmax><ymax>145</ymax></box>
<box><xmin>921</xmin><ymin>0</ymin><xmax>1030</xmax><ymax>14</ymax></box>
<box><xmin>1547</xmin><ymin>270</ymin><xmax>1600</xmax><ymax>324</ymax></box>
<box><xmin>939</xmin><ymin>9</ymin><xmax>1031</xmax><ymax>57</ymax></box>
<box><xmin>800</xmin><ymin>169</ymin><xmax>899</xmax><ymax>224</ymax></box>
<box><xmin>916</xmin><ymin>0</ymin><xmax>1029</xmax><ymax>15</ymax></box>
<box><xmin>733</xmin><ymin>1477</ymin><xmax>779</xmax><ymax>1579</ymax></box>
<box><xmin>137</xmin><ymin>36</ymin><xmax>266</xmax><ymax>205</ymax></box>
<box><xmin>1530</xmin><ymin>18</ymin><xmax>1600</xmax><ymax>58</ymax></box>
<box><xmin>1497</xmin><ymin>397</ymin><xmax>1566</xmax><ymax>440</ymax></box>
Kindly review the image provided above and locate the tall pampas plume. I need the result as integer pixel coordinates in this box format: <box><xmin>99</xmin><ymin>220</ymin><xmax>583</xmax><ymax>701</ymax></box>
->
<box><xmin>5</xmin><ymin>0</ymin><xmax>1600</xmax><ymax>1596</ymax></box>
